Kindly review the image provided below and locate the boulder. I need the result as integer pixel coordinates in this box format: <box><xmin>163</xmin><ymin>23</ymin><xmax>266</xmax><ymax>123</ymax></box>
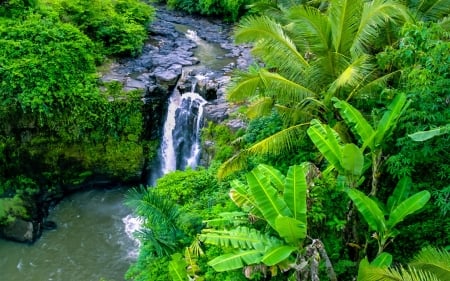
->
<box><xmin>0</xmin><ymin>219</ymin><xmax>40</xmax><ymax>243</ymax></box>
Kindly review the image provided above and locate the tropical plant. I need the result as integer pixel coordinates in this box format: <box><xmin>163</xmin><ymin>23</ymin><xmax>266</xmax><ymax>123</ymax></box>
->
<box><xmin>348</xmin><ymin>178</ymin><xmax>431</xmax><ymax>256</ymax></box>
<box><xmin>408</xmin><ymin>124</ymin><xmax>450</xmax><ymax>141</ymax></box>
<box><xmin>357</xmin><ymin>246</ymin><xmax>450</xmax><ymax>281</ymax></box>
<box><xmin>200</xmin><ymin>163</ymin><xmax>337</xmax><ymax>280</ymax></box>
<box><xmin>219</xmin><ymin>0</ymin><xmax>411</xmax><ymax>177</ymax></box>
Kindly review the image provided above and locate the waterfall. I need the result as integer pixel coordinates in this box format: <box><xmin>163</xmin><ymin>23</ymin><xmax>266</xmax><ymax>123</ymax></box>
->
<box><xmin>149</xmin><ymin>74</ymin><xmax>207</xmax><ymax>185</ymax></box>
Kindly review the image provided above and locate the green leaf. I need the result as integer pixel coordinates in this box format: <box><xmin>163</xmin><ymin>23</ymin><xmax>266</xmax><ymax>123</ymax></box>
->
<box><xmin>169</xmin><ymin>253</ymin><xmax>188</xmax><ymax>281</ymax></box>
<box><xmin>284</xmin><ymin>164</ymin><xmax>307</xmax><ymax>223</ymax></box>
<box><xmin>257</xmin><ymin>164</ymin><xmax>285</xmax><ymax>192</ymax></box>
<box><xmin>410</xmin><ymin>246</ymin><xmax>450</xmax><ymax>281</ymax></box>
<box><xmin>408</xmin><ymin>125</ymin><xmax>450</xmax><ymax>141</ymax></box>
<box><xmin>307</xmin><ymin>119</ymin><xmax>343</xmax><ymax>171</ymax></box>
<box><xmin>371</xmin><ymin>252</ymin><xmax>393</xmax><ymax>267</ymax></box>
<box><xmin>261</xmin><ymin>245</ymin><xmax>297</xmax><ymax>266</ymax></box>
<box><xmin>340</xmin><ymin>143</ymin><xmax>365</xmax><ymax>176</ymax></box>
<box><xmin>275</xmin><ymin>216</ymin><xmax>307</xmax><ymax>244</ymax></box>
<box><xmin>333</xmin><ymin>97</ymin><xmax>375</xmax><ymax>148</ymax></box>
<box><xmin>348</xmin><ymin>188</ymin><xmax>386</xmax><ymax>233</ymax></box>
<box><xmin>247</xmin><ymin>166</ymin><xmax>291</xmax><ymax>229</ymax></box>
<box><xmin>387</xmin><ymin>190</ymin><xmax>431</xmax><ymax>229</ymax></box>
<box><xmin>207</xmin><ymin>250</ymin><xmax>263</xmax><ymax>272</ymax></box>
<box><xmin>200</xmin><ymin>227</ymin><xmax>268</xmax><ymax>250</ymax></box>
<box><xmin>374</xmin><ymin>92</ymin><xmax>409</xmax><ymax>148</ymax></box>
<box><xmin>387</xmin><ymin>177</ymin><xmax>412</xmax><ymax>213</ymax></box>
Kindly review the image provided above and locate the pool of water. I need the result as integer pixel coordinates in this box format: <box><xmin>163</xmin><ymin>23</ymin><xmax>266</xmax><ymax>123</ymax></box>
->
<box><xmin>0</xmin><ymin>188</ymin><xmax>139</xmax><ymax>281</ymax></box>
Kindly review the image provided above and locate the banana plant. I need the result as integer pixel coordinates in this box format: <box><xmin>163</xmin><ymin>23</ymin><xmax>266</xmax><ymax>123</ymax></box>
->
<box><xmin>307</xmin><ymin>118</ymin><xmax>366</xmax><ymax>189</ymax></box>
<box><xmin>332</xmin><ymin>92</ymin><xmax>410</xmax><ymax>195</ymax></box>
<box><xmin>199</xmin><ymin>163</ymin><xmax>337</xmax><ymax>281</ymax></box>
<box><xmin>347</xmin><ymin>177</ymin><xmax>430</xmax><ymax>256</ymax></box>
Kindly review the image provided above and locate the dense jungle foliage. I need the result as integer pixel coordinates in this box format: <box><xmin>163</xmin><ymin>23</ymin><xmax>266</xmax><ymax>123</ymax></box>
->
<box><xmin>127</xmin><ymin>0</ymin><xmax>449</xmax><ymax>281</ymax></box>
<box><xmin>0</xmin><ymin>0</ymin><xmax>155</xmax><ymax>225</ymax></box>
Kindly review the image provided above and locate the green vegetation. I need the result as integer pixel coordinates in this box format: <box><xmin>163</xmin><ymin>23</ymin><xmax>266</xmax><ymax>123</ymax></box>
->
<box><xmin>157</xmin><ymin>0</ymin><xmax>252</xmax><ymax>21</ymax></box>
<box><xmin>127</xmin><ymin>0</ymin><xmax>449</xmax><ymax>280</ymax></box>
<box><xmin>0</xmin><ymin>0</ymin><xmax>155</xmax><ymax>225</ymax></box>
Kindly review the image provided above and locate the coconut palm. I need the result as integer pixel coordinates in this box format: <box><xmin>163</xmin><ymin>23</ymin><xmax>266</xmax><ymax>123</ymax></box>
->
<box><xmin>219</xmin><ymin>0</ymin><xmax>410</xmax><ymax>177</ymax></box>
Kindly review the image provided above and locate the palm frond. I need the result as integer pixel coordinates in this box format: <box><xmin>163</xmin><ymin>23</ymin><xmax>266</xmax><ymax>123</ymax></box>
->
<box><xmin>235</xmin><ymin>16</ymin><xmax>309</xmax><ymax>67</ymax></box>
<box><xmin>346</xmin><ymin>70</ymin><xmax>401</xmax><ymax>101</ymax></box>
<box><xmin>328</xmin><ymin>0</ymin><xmax>363</xmax><ymax>55</ymax></box>
<box><xmin>286</xmin><ymin>5</ymin><xmax>332</xmax><ymax>56</ymax></box>
<box><xmin>258</xmin><ymin>69</ymin><xmax>317</xmax><ymax>104</ymax></box>
<box><xmin>352</xmin><ymin>0</ymin><xmax>410</xmax><ymax>57</ymax></box>
<box><xmin>218</xmin><ymin>123</ymin><xmax>309</xmax><ymax>178</ymax></box>
<box><xmin>410</xmin><ymin>246</ymin><xmax>450</xmax><ymax>281</ymax></box>
<box><xmin>247</xmin><ymin>97</ymin><xmax>274</xmax><ymax>119</ymax></box>
<box><xmin>227</xmin><ymin>68</ymin><xmax>263</xmax><ymax>101</ymax></box>
<box><xmin>415</xmin><ymin>0</ymin><xmax>450</xmax><ymax>22</ymax></box>
<box><xmin>328</xmin><ymin>54</ymin><xmax>374</xmax><ymax>99</ymax></box>
<box><xmin>125</xmin><ymin>187</ymin><xmax>181</xmax><ymax>232</ymax></box>
<box><xmin>360</xmin><ymin>265</ymin><xmax>441</xmax><ymax>281</ymax></box>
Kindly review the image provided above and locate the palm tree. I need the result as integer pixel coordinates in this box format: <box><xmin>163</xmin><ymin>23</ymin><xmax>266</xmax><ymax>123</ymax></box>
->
<box><xmin>219</xmin><ymin>0</ymin><xmax>410</xmax><ymax>177</ymax></box>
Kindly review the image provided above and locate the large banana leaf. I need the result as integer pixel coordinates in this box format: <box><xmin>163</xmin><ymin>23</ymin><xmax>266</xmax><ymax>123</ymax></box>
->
<box><xmin>373</xmin><ymin>92</ymin><xmax>409</xmax><ymax>148</ymax></box>
<box><xmin>207</xmin><ymin>249</ymin><xmax>264</xmax><ymax>272</ymax></box>
<box><xmin>348</xmin><ymin>188</ymin><xmax>386</xmax><ymax>233</ymax></box>
<box><xmin>261</xmin><ymin>245</ymin><xmax>297</xmax><ymax>266</ymax></box>
<box><xmin>257</xmin><ymin>164</ymin><xmax>286</xmax><ymax>192</ymax></box>
<box><xmin>169</xmin><ymin>253</ymin><xmax>188</xmax><ymax>281</ymax></box>
<box><xmin>307</xmin><ymin>119</ymin><xmax>343</xmax><ymax>172</ymax></box>
<box><xmin>340</xmin><ymin>143</ymin><xmax>365</xmax><ymax>176</ymax></box>
<box><xmin>408</xmin><ymin>124</ymin><xmax>450</xmax><ymax>141</ymax></box>
<box><xmin>387</xmin><ymin>190</ymin><xmax>431</xmax><ymax>229</ymax></box>
<box><xmin>247</xmin><ymin>166</ymin><xmax>291</xmax><ymax>229</ymax></box>
<box><xmin>333</xmin><ymin>97</ymin><xmax>375</xmax><ymax>147</ymax></box>
<box><xmin>386</xmin><ymin>177</ymin><xmax>412</xmax><ymax>214</ymax></box>
<box><xmin>284</xmin><ymin>164</ymin><xmax>307</xmax><ymax>222</ymax></box>
<box><xmin>229</xmin><ymin>179</ymin><xmax>256</xmax><ymax>211</ymax></box>
<box><xmin>275</xmin><ymin>216</ymin><xmax>307</xmax><ymax>244</ymax></box>
<box><xmin>371</xmin><ymin>252</ymin><xmax>393</xmax><ymax>267</ymax></box>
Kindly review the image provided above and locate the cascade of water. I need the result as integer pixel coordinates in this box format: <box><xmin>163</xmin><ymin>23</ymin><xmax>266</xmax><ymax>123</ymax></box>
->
<box><xmin>149</xmin><ymin>71</ymin><xmax>207</xmax><ymax>185</ymax></box>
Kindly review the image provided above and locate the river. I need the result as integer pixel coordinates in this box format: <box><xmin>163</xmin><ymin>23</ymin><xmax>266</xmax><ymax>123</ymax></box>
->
<box><xmin>0</xmin><ymin>188</ymin><xmax>139</xmax><ymax>281</ymax></box>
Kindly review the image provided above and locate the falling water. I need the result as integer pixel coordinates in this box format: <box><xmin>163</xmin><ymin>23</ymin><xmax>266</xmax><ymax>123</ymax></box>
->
<box><xmin>150</xmin><ymin>73</ymin><xmax>207</xmax><ymax>184</ymax></box>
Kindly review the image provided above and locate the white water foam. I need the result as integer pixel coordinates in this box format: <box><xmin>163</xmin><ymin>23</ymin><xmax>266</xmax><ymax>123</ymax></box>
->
<box><xmin>122</xmin><ymin>214</ymin><xmax>142</xmax><ymax>259</ymax></box>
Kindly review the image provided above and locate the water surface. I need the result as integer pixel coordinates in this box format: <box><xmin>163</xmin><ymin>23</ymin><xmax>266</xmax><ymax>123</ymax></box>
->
<box><xmin>0</xmin><ymin>188</ymin><xmax>138</xmax><ymax>281</ymax></box>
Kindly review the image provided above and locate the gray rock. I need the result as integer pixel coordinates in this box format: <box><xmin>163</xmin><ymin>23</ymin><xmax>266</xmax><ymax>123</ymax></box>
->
<box><xmin>1</xmin><ymin>219</ymin><xmax>40</xmax><ymax>243</ymax></box>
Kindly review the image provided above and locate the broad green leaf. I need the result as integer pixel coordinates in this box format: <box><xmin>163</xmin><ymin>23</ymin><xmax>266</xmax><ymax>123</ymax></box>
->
<box><xmin>307</xmin><ymin>119</ymin><xmax>343</xmax><ymax>171</ymax></box>
<box><xmin>284</xmin><ymin>164</ymin><xmax>307</xmax><ymax>223</ymax></box>
<box><xmin>207</xmin><ymin>250</ymin><xmax>263</xmax><ymax>272</ymax></box>
<box><xmin>408</xmin><ymin>125</ymin><xmax>450</xmax><ymax>141</ymax></box>
<box><xmin>247</xmin><ymin>166</ymin><xmax>291</xmax><ymax>229</ymax></box>
<box><xmin>348</xmin><ymin>189</ymin><xmax>386</xmax><ymax>233</ymax></box>
<box><xmin>387</xmin><ymin>177</ymin><xmax>412</xmax><ymax>213</ymax></box>
<box><xmin>371</xmin><ymin>252</ymin><xmax>393</xmax><ymax>267</ymax></box>
<box><xmin>257</xmin><ymin>164</ymin><xmax>285</xmax><ymax>192</ymax></box>
<box><xmin>374</xmin><ymin>93</ymin><xmax>409</xmax><ymax>148</ymax></box>
<box><xmin>229</xmin><ymin>180</ymin><xmax>256</xmax><ymax>210</ymax></box>
<box><xmin>169</xmin><ymin>253</ymin><xmax>188</xmax><ymax>281</ymax></box>
<box><xmin>387</xmin><ymin>190</ymin><xmax>431</xmax><ymax>229</ymax></box>
<box><xmin>275</xmin><ymin>216</ymin><xmax>306</xmax><ymax>244</ymax></box>
<box><xmin>333</xmin><ymin>97</ymin><xmax>375</xmax><ymax>147</ymax></box>
<box><xmin>261</xmin><ymin>245</ymin><xmax>297</xmax><ymax>266</ymax></box>
<box><xmin>340</xmin><ymin>143</ymin><xmax>365</xmax><ymax>176</ymax></box>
